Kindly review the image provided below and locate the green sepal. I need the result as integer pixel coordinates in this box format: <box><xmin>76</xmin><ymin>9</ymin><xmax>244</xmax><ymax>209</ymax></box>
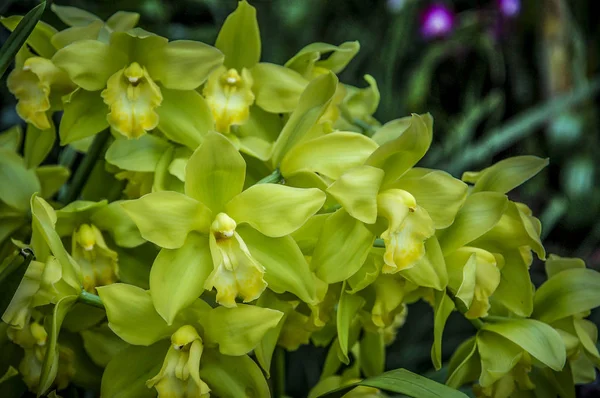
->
<box><xmin>360</xmin><ymin>330</ymin><xmax>385</xmax><ymax>377</ymax></box>
<box><xmin>286</xmin><ymin>41</ymin><xmax>360</xmax><ymax>76</ymax></box>
<box><xmin>270</xmin><ymin>72</ymin><xmax>338</xmax><ymax>167</ymax></box>
<box><xmin>36</xmin><ymin>166</ymin><xmax>70</xmax><ymax>199</ymax></box>
<box><xmin>312</xmin><ymin>209</ymin><xmax>375</xmax><ymax>283</ymax></box>
<box><xmin>24</xmin><ymin>123</ymin><xmax>55</xmax><ymax>169</ymax></box>
<box><xmin>59</xmin><ymin>89</ymin><xmax>109</xmax><ymax>145</ymax></box>
<box><xmin>215</xmin><ymin>0</ymin><xmax>261</xmax><ymax>70</ymax></box>
<box><xmin>105</xmin><ymin>134</ymin><xmax>170</xmax><ymax>172</ymax></box>
<box><xmin>252</xmin><ymin>63</ymin><xmax>307</xmax><ymax>113</ymax></box>
<box><xmin>462</xmin><ymin>156</ymin><xmax>549</xmax><ymax>194</ymax></box>
<box><xmin>37</xmin><ymin>295</ymin><xmax>78</xmax><ymax>397</ymax></box>
<box><xmin>90</xmin><ymin>201</ymin><xmax>145</xmax><ymax>248</ymax></box>
<box><xmin>203</xmin><ymin>304</ymin><xmax>283</xmax><ymax>356</ymax></box>
<box><xmin>0</xmin><ymin>15</ymin><xmax>57</xmax><ymax>59</ymax></box>
<box><xmin>101</xmin><ymin>341</ymin><xmax>169</xmax><ymax>398</ymax></box>
<box><xmin>432</xmin><ymin>289</ymin><xmax>455</xmax><ymax>370</ymax></box>
<box><xmin>445</xmin><ymin>337</ymin><xmax>480</xmax><ymax>389</ymax></box>
<box><xmin>0</xmin><ymin>150</ymin><xmax>40</xmax><ymax>212</ymax></box>
<box><xmin>150</xmin><ymin>232</ymin><xmax>212</xmax><ymax>325</ymax></box>
<box><xmin>337</xmin><ymin>284</ymin><xmax>365</xmax><ymax>363</ymax></box>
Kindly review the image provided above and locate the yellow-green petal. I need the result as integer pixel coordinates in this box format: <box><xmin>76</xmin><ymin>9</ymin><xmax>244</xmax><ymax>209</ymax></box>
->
<box><xmin>437</xmin><ymin>192</ymin><xmax>508</xmax><ymax>255</ymax></box>
<box><xmin>150</xmin><ymin>232</ymin><xmax>212</xmax><ymax>325</ymax></box>
<box><xmin>106</xmin><ymin>11</ymin><xmax>140</xmax><ymax>31</ymax></box>
<box><xmin>270</xmin><ymin>72</ymin><xmax>338</xmax><ymax>167</ymax></box>
<box><xmin>105</xmin><ymin>134</ymin><xmax>170</xmax><ymax>172</ymax></box>
<box><xmin>327</xmin><ymin>165</ymin><xmax>384</xmax><ymax>224</ymax></box>
<box><xmin>121</xmin><ymin>191</ymin><xmax>212</xmax><ymax>249</ymax></box>
<box><xmin>96</xmin><ymin>284</ymin><xmax>174</xmax><ymax>346</ymax></box>
<box><xmin>251</xmin><ymin>63</ymin><xmax>308</xmax><ymax>113</ymax></box>
<box><xmin>149</xmin><ymin>40</ymin><xmax>224</xmax><ymax>90</ymax></box>
<box><xmin>312</xmin><ymin>209</ymin><xmax>375</xmax><ymax>283</ymax></box>
<box><xmin>370</xmin><ymin>115</ymin><xmax>412</xmax><ymax>146</ymax></box>
<box><xmin>280</xmin><ymin>131</ymin><xmax>379</xmax><ymax>180</ymax></box>
<box><xmin>24</xmin><ymin>123</ymin><xmax>55</xmax><ymax>169</ymax></box>
<box><xmin>545</xmin><ymin>254</ymin><xmax>585</xmax><ymax>279</ymax></box>
<box><xmin>286</xmin><ymin>41</ymin><xmax>360</xmax><ymax>77</ymax></box>
<box><xmin>59</xmin><ymin>89</ymin><xmax>109</xmax><ymax>145</ymax></box>
<box><xmin>0</xmin><ymin>149</ymin><xmax>40</xmax><ymax>211</ymax></box>
<box><xmin>215</xmin><ymin>0</ymin><xmax>261</xmax><ymax>70</ymax></box>
<box><xmin>446</xmin><ymin>337</ymin><xmax>480</xmax><ymax>389</ymax></box>
<box><xmin>203</xmin><ymin>305</ymin><xmax>283</xmax><ymax>356</ymax></box>
<box><xmin>1</xmin><ymin>16</ymin><xmax>57</xmax><ymax>59</ymax></box>
<box><xmin>237</xmin><ymin>225</ymin><xmax>317</xmax><ymax>304</ymax></box>
<box><xmin>463</xmin><ymin>156</ymin><xmax>549</xmax><ymax>194</ymax></box>
<box><xmin>432</xmin><ymin>289</ymin><xmax>455</xmax><ymax>370</ymax></box>
<box><xmin>50</xmin><ymin>4</ymin><xmax>100</xmax><ymax>27</ymax></box>
<box><xmin>226</xmin><ymin>184</ymin><xmax>325</xmax><ymax>237</ymax></box>
<box><xmin>489</xmin><ymin>250</ymin><xmax>534</xmax><ymax>317</ymax></box>
<box><xmin>476</xmin><ymin>331</ymin><xmax>523</xmax><ymax>387</ymax></box>
<box><xmin>90</xmin><ymin>201</ymin><xmax>145</xmax><ymax>248</ymax></box>
<box><xmin>391</xmin><ymin>168</ymin><xmax>468</xmax><ymax>229</ymax></box>
<box><xmin>337</xmin><ymin>285</ymin><xmax>365</xmax><ymax>363</ymax></box>
<box><xmin>482</xmin><ymin>319</ymin><xmax>566</xmax><ymax>371</ymax></box>
<box><xmin>366</xmin><ymin>113</ymin><xmax>433</xmax><ymax>186</ymax></box>
<box><xmin>52</xmin><ymin>40</ymin><xmax>127</xmax><ymax>91</ymax></box>
<box><xmin>185</xmin><ymin>132</ymin><xmax>246</xmax><ymax>213</ymax></box>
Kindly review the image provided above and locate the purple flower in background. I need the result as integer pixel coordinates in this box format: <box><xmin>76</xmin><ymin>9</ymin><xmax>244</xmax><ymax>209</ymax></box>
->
<box><xmin>497</xmin><ymin>0</ymin><xmax>520</xmax><ymax>17</ymax></box>
<box><xmin>420</xmin><ymin>4</ymin><xmax>455</xmax><ymax>39</ymax></box>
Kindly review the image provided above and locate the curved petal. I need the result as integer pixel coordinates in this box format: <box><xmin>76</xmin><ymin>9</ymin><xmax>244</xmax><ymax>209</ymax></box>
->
<box><xmin>202</xmin><ymin>305</ymin><xmax>283</xmax><ymax>356</ymax></box>
<box><xmin>237</xmin><ymin>225</ymin><xmax>317</xmax><ymax>304</ymax></box>
<box><xmin>149</xmin><ymin>40</ymin><xmax>224</xmax><ymax>90</ymax></box>
<box><xmin>226</xmin><ymin>184</ymin><xmax>325</xmax><ymax>237</ymax></box>
<box><xmin>52</xmin><ymin>40</ymin><xmax>127</xmax><ymax>91</ymax></box>
<box><xmin>59</xmin><ymin>89</ymin><xmax>109</xmax><ymax>145</ymax></box>
<box><xmin>251</xmin><ymin>63</ymin><xmax>308</xmax><ymax>113</ymax></box>
<box><xmin>392</xmin><ymin>168</ymin><xmax>468</xmax><ymax>229</ymax></box>
<box><xmin>215</xmin><ymin>0</ymin><xmax>261</xmax><ymax>70</ymax></box>
<box><xmin>105</xmin><ymin>134</ymin><xmax>170</xmax><ymax>172</ymax></box>
<box><xmin>463</xmin><ymin>156</ymin><xmax>549</xmax><ymax>194</ymax></box>
<box><xmin>121</xmin><ymin>191</ymin><xmax>212</xmax><ymax>249</ymax></box>
<box><xmin>150</xmin><ymin>232</ymin><xmax>213</xmax><ymax>324</ymax></box>
<box><xmin>327</xmin><ymin>165</ymin><xmax>384</xmax><ymax>224</ymax></box>
<box><xmin>280</xmin><ymin>131</ymin><xmax>379</xmax><ymax>180</ymax></box>
<box><xmin>185</xmin><ymin>132</ymin><xmax>246</xmax><ymax>213</ymax></box>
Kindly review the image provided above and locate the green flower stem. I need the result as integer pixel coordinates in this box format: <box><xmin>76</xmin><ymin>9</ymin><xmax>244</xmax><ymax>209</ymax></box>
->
<box><xmin>60</xmin><ymin>130</ymin><xmax>111</xmax><ymax>204</ymax></box>
<box><xmin>78</xmin><ymin>290</ymin><xmax>105</xmax><ymax>309</ymax></box>
<box><xmin>372</xmin><ymin>238</ymin><xmax>484</xmax><ymax>329</ymax></box>
<box><xmin>273</xmin><ymin>346</ymin><xmax>286</xmax><ymax>398</ymax></box>
<box><xmin>256</xmin><ymin>168</ymin><xmax>282</xmax><ymax>184</ymax></box>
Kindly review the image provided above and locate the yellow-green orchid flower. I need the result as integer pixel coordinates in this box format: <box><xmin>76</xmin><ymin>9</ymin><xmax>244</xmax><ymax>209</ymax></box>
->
<box><xmin>97</xmin><ymin>283</ymin><xmax>281</xmax><ymax>397</ymax></box>
<box><xmin>122</xmin><ymin>132</ymin><xmax>325</xmax><ymax>322</ymax></box>
<box><xmin>52</xmin><ymin>27</ymin><xmax>223</xmax><ymax>143</ymax></box>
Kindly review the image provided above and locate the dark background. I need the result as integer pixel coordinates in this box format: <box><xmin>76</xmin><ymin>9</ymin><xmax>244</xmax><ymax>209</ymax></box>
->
<box><xmin>1</xmin><ymin>0</ymin><xmax>599</xmax><ymax>397</ymax></box>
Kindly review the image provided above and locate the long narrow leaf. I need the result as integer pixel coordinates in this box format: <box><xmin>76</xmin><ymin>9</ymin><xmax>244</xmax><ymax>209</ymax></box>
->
<box><xmin>317</xmin><ymin>368</ymin><xmax>468</xmax><ymax>398</ymax></box>
<box><xmin>0</xmin><ymin>1</ymin><xmax>47</xmax><ymax>78</ymax></box>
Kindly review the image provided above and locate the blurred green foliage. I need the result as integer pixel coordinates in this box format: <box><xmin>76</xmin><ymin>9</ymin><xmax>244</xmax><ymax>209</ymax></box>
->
<box><xmin>1</xmin><ymin>0</ymin><xmax>599</xmax><ymax>396</ymax></box>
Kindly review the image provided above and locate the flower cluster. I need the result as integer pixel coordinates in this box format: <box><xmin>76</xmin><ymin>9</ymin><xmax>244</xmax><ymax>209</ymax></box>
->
<box><xmin>0</xmin><ymin>2</ymin><xmax>598</xmax><ymax>398</ymax></box>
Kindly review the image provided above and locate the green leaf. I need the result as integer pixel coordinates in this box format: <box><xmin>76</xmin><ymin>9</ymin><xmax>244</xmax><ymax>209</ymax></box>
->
<box><xmin>317</xmin><ymin>368</ymin><xmax>468</xmax><ymax>398</ymax></box>
<box><xmin>431</xmin><ymin>289</ymin><xmax>455</xmax><ymax>370</ymax></box>
<box><xmin>203</xmin><ymin>304</ymin><xmax>283</xmax><ymax>356</ymax></box>
<box><xmin>156</xmin><ymin>87</ymin><xmax>213</xmax><ymax>149</ymax></box>
<box><xmin>50</xmin><ymin>4</ymin><xmax>100</xmax><ymax>27</ymax></box>
<box><xmin>337</xmin><ymin>284</ymin><xmax>365</xmax><ymax>363</ymax></box>
<box><xmin>533</xmin><ymin>268</ymin><xmax>600</xmax><ymax>323</ymax></box>
<box><xmin>280</xmin><ymin>131</ymin><xmax>379</xmax><ymax>180</ymax></box>
<box><xmin>200</xmin><ymin>349</ymin><xmax>270</xmax><ymax>398</ymax></box>
<box><xmin>121</xmin><ymin>191</ymin><xmax>212</xmax><ymax>249</ymax></box>
<box><xmin>237</xmin><ymin>225</ymin><xmax>317</xmax><ymax>304</ymax></box>
<box><xmin>101</xmin><ymin>341</ymin><xmax>169</xmax><ymax>398</ymax></box>
<box><xmin>391</xmin><ymin>168</ymin><xmax>468</xmax><ymax>229</ymax></box>
<box><xmin>59</xmin><ymin>89</ymin><xmax>109</xmax><ymax>145</ymax></box>
<box><xmin>38</xmin><ymin>295</ymin><xmax>78</xmax><ymax>397</ymax></box>
<box><xmin>24</xmin><ymin>123</ymin><xmax>55</xmax><ymax>169</ymax></box>
<box><xmin>0</xmin><ymin>150</ymin><xmax>40</xmax><ymax>211</ymax></box>
<box><xmin>312</xmin><ymin>209</ymin><xmax>374</xmax><ymax>283</ymax></box>
<box><xmin>150</xmin><ymin>232</ymin><xmax>212</xmax><ymax>325</ymax></box>
<box><xmin>52</xmin><ymin>40</ymin><xmax>127</xmax><ymax>91</ymax></box>
<box><xmin>270</xmin><ymin>72</ymin><xmax>338</xmax><ymax>167</ymax></box>
<box><xmin>252</xmin><ymin>62</ymin><xmax>307</xmax><ymax>113</ymax></box>
<box><xmin>105</xmin><ymin>134</ymin><xmax>170</xmax><ymax>172</ymax></box>
<box><xmin>437</xmin><ymin>192</ymin><xmax>508</xmax><ymax>255</ymax></box>
<box><xmin>215</xmin><ymin>0</ymin><xmax>261</xmax><ymax>70</ymax></box>
<box><xmin>226</xmin><ymin>184</ymin><xmax>325</xmax><ymax>237</ymax></box>
<box><xmin>185</xmin><ymin>132</ymin><xmax>245</xmax><ymax>213</ymax></box>
<box><xmin>149</xmin><ymin>40</ymin><xmax>224</xmax><ymax>90</ymax></box>
<box><xmin>96</xmin><ymin>283</ymin><xmax>174</xmax><ymax>346</ymax></box>
<box><xmin>0</xmin><ymin>8</ymin><xmax>56</xmax><ymax>77</ymax></box>
<box><xmin>366</xmin><ymin>113</ymin><xmax>433</xmax><ymax>186</ymax></box>
<box><xmin>327</xmin><ymin>165</ymin><xmax>384</xmax><ymax>224</ymax></box>
<box><xmin>463</xmin><ymin>156</ymin><xmax>549</xmax><ymax>194</ymax></box>
<box><xmin>482</xmin><ymin>319</ymin><xmax>566</xmax><ymax>371</ymax></box>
